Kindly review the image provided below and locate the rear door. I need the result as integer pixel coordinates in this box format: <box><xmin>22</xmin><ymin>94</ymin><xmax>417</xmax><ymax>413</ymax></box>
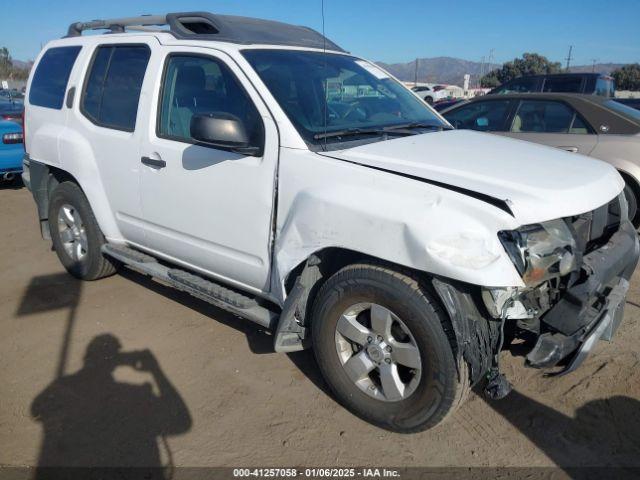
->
<box><xmin>64</xmin><ymin>38</ymin><xmax>156</xmax><ymax>245</ymax></box>
<box><xmin>497</xmin><ymin>99</ymin><xmax>598</xmax><ymax>155</ymax></box>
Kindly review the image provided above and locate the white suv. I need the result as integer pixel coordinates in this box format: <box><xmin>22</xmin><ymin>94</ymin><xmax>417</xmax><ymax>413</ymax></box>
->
<box><xmin>23</xmin><ymin>12</ymin><xmax>639</xmax><ymax>432</ymax></box>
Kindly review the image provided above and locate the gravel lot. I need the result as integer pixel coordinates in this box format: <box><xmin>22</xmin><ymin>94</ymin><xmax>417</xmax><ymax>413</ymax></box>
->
<box><xmin>1</xmin><ymin>184</ymin><xmax>640</xmax><ymax>473</ymax></box>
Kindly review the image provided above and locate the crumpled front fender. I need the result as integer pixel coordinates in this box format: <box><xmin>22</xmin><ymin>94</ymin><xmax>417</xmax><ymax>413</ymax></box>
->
<box><xmin>271</xmin><ymin>148</ymin><xmax>524</xmax><ymax>303</ymax></box>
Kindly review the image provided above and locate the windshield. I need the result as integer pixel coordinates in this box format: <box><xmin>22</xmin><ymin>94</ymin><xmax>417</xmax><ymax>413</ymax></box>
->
<box><xmin>242</xmin><ymin>50</ymin><xmax>448</xmax><ymax>148</ymax></box>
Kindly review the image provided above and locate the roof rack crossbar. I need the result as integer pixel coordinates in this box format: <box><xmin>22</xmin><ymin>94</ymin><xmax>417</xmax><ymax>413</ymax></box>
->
<box><xmin>66</xmin><ymin>15</ymin><xmax>168</xmax><ymax>37</ymax></box>
<box><xmin>64</xmin><ymin>11</ymin><xmax>346</xmax><ymax>52</ymax></box>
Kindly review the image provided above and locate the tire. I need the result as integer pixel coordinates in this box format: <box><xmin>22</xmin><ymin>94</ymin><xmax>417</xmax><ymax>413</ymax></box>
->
<box><xmin>425</xmin><ymin>96</ymin><xmax>434</xmax><ymax>105</ymax></box>
<box><xmin>623</xmin><ymin>180</ymin><xmax>640</xmax><ymax>228</ymax></box>
<box><xmin>311</xmin><ymin>263</ymin><xmax>468</xmax><ymax>433</ymax></box>
<box><xmin>48</xmin><ymin>181</ymin><xmax>117</xmax><ymax>280</ymax></box>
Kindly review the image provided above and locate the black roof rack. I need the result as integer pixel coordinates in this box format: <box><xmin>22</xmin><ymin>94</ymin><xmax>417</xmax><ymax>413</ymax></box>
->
<box><xmin>65</xmin><ymin>11</ymin><xmax>346</xmax><ymax>52</ymax></box>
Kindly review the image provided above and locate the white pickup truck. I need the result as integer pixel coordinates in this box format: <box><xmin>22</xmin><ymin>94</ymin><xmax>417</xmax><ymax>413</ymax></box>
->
<box><xmin>22</xmin><ymin>12</ymin><xmax>639</xmax><ymax>432</ymax></box>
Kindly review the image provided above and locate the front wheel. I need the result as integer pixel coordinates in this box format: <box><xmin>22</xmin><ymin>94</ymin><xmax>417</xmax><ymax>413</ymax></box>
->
<box><xmin>311</xmin><ymin>264</ymin><xmax>468</xmax><ymax>432</ymax></box>
<box><xmin>48</xmin><ymin>181</ymin><xmax>117</xmax><ymax>280</ymax></box>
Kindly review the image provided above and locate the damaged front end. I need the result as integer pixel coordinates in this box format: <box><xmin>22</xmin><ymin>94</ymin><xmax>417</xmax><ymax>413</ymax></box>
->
<box><xmin>433</xmin><ymin>192</ymin><xmax>639</xmax><ymax>396</ymax></box>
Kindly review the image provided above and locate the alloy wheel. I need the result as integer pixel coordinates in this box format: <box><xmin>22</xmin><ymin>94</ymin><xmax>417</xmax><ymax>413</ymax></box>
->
<box><xmin>334</xmin><ymin>303</ymin><xmax>422</xmax><ymax>402</ymax></box>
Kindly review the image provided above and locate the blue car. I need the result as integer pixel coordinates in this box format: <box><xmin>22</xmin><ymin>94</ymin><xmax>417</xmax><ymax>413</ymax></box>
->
<box><xmin>0</xmin><ymin>119</ymin><xmax>24</xmax><ymax>182</ymax></box>
<box><xmin>0</xmin><ymin>98</ymin><xmax>24</xmax><ymax>122</ymax></box>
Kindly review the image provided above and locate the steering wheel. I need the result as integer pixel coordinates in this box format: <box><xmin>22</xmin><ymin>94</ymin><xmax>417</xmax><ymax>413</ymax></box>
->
<box><xmin>341</xmin><ymin>101</ymin><xmax>367</xmax><ymax>121</ymax></box>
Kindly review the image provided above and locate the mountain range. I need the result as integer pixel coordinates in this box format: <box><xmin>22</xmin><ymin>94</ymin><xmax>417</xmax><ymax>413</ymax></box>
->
<box><xmin>376</xmin><ymin>56</ymin><xmax>626</xmax><ymax>86</ymax></box>
<box><xmin>9</xmin><ymin>55</ymin><xmax>626</xmax><ymax>87</ymax></box>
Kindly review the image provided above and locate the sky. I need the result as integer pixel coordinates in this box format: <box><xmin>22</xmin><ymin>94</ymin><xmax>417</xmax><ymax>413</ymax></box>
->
<box><xmin>1</xmin><ymin>0</ymin><xmax>639</xmax><ymax>66</ymax></box>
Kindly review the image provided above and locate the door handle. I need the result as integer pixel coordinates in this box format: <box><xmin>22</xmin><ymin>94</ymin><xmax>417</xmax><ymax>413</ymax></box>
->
<box><xmin>558</xmin><ymin>146</ymin><xmax>579</xmax><ymax>153</ymax></box>
<box><xmin>141</xmin><ymin>156</ymin><xmax>166</xmax><ymax>168</ymax></box>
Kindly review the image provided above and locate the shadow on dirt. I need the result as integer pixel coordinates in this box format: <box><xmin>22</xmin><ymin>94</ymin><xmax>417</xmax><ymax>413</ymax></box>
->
<box><xmin>17</xmin><ymin>273</ymin><xmax>192</xmax><ymax>480</ymax></box>
<box><xmin>118</xmin><ymin>267</ymin><xmax>274</xmax><ymax>354</ymax></box>
<box><xmin>485</xmin><ymin>388</ymin><xmax>640</xmax><ymax>475</ymax></box>
<box><xmin>0</xmin><ymin>175</ymin><xmax>23</xmax><ymax>190</ymax></box>
<box><xmin>29</xmin><ymin>334</ymin><xmax>191</xmax><ymax>479</ymax></box>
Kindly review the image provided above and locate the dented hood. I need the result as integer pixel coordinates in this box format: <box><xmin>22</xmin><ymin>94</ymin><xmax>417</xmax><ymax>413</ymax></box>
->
<box><xmin>319</xmin><ymin>129</ymin><xmax>624</xmax><ymax>225</ymax></box>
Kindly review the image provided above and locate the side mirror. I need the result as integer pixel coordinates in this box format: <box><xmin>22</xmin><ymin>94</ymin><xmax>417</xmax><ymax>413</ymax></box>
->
<box><xmin>190</xmin><ymin>113</ymin><xmax>262</xmax><ymax>156</ymax></box>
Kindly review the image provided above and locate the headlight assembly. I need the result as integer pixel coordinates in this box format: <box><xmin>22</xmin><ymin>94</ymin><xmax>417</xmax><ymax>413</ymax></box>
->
<box><xmin>499</xmin><ymin>219</ymin><xmax>577</xmax><ymax>287</ymax></box>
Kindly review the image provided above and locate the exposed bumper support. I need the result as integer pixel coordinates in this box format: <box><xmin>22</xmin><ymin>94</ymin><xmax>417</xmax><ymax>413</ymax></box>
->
<box><xmin>547</xmin><ymin>278</ymin><xmax>628</xmax><ymax>377</ymax></box>
<box><xmin>526</xmin><ymin>220</ymin><xmax>639</xmax><ymax>372</ymax></box>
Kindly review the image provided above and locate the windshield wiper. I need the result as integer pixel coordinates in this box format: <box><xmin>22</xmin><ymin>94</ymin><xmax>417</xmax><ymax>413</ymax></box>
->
<box><xmin>313</xmin><ymin>127</ymin><xmax>393</xmax><ymax>140</ymax></box>
<box><xmin>384</xmin><ymin>122</ymin><xmax>452</xmax><ymax>132</ymax></box>
<box><xmin>313</xmin><ymin>123</ymin><xmax>451</xmax><ymax>140</ymax></box>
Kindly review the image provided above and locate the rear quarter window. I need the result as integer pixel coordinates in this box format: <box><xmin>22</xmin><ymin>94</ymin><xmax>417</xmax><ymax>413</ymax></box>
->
<box><xmin>81</xmin><ymin>45</ymin><xmax>151</xmax><ymax>132</ymax></box>
<box><xmin>29</xmin><ymin>46</ymin><xmax>82</xmax><ymax>109</ymax></box>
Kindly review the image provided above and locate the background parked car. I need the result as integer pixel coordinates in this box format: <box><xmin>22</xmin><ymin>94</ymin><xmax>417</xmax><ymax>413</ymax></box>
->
<box><xmin>0</xmin><ymin>98</ymin><xmax>24</xmax><ymax>123</ymax></box>
<box><xmin>0</xmin><ymin>119</ymin><xmax>24</xmax><ymax>184</ymax></box>
<box><xmin>441</xmin><ymin>93</ymin><xmax>640</xmax><ymax>225</ymax></box>
<box><xmin>0</xmin><ymin>88</ymin><xmax>25</xmax><ymax>101</ymax></box>
<box><xmin>615</xmin><ymin>98</ymin><xmax>640</xmax><ymax>111</ymax></box>
<box><xmin>489</xmin><ymin>73</ymin><xmax>615</xmax><ymax>97</ymax></box>
<box><xmin>432</xmin><ymin>98</ymin><xmax>465</xmax><ymax>112</ymax></box>
<box><xmin>411</xmin><ymin>84</ymin><xmax>448</xmax><ymax>104</ymax></box>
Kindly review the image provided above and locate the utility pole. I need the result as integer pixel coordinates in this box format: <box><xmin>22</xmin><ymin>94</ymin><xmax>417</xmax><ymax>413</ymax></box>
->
<box><xmin>487</xmin><ymin>49</ymin><xmax>495</xmax><ymax>69</ymax></box>
<box><xmin>478</xmin><ymin>56</ymin><xmax>486</xmax><ymax>88</ymax></box>
<box><xmin>591</xmin><ymin>58</ymin><xmax>598</xmax><ymax>73</ymax></box>
<box><xmin>414</xmin><ymin>58</ymin><xmax>419</xmax><ymax>87</ymax></box>
<box><xmin>565</xmin><ymin>45</ymin><xmax>573</xmax><ymax>71</ymax></box>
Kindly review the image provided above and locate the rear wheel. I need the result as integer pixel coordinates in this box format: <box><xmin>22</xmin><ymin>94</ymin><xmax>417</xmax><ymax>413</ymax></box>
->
<box><xmin>49</xmin><ymin>181</ymin><xmax>116</xmax><ymax>280</ymax></box>
<box><xmin>311</xmin><ymin>263</ymin><xmax>468</xmax><ymax>432</ymax></box>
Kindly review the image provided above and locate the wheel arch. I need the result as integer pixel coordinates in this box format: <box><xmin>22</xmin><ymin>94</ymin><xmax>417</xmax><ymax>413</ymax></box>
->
<box><xmin>281</xmin><ymin>247</ymin><xmax>497</xmax><ymax>388</ymax></box>
<box><xmin>27</xmin><ymin>158</ymin><xmax>121</xmax><ymax>241</ymax></box>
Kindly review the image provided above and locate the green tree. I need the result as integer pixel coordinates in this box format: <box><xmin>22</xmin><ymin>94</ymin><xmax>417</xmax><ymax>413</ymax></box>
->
<box><xmin>0</xmin><ymin>47</ymin><xmax>31</xmax><ymax>81</ymax></box>
<box><xmin>480</xmin><ymin>53</ymin><xmax>562</xmax><ymax>88</ymax></box>
<box><xmin>0</xmin><ymin>47</ymin><xmax>13</xmax><ymax>78</ymax></box>
<box><xmin>612</xmin><ymin>64</ymin><xmax>640</xmax><ymax>91</ymax></box>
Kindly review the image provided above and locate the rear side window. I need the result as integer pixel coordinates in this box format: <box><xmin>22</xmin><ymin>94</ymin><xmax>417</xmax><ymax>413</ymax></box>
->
<box><xmin>511</xmin><ymin>100</ymin><xmax>590</xmax><ymax>134</ymax></box>
<box><xmin>29</xmin><ymin>46</ymin><xmax>81</xmax><ymax>109</ymax></box>
<box><xmin>493</xmin><ymin>77</ymin><xmax>538</xmax><ymax>94</ymax></box>
<box><xmin>542</xmin><ymin>76</ymin><xmax>583</xmax><ymax>93</ymax></box>
<box><xmin>81</xmin><ymin>45</ymin><xmax>151</xmax><ymax>131</ymax></box>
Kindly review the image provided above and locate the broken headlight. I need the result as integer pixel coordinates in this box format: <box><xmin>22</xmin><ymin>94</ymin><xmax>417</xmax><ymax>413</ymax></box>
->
<box><xmin>499</xmin><ymin>219</ymin><xmax>577</xmax><ymax>287</ymax></box>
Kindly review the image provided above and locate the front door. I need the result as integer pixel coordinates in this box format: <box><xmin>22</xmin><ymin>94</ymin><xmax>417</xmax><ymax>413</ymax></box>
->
<box><xmin>138</xmin><ymin>47</ymin><xmax>278</xmax><ymax>293</ymax></box>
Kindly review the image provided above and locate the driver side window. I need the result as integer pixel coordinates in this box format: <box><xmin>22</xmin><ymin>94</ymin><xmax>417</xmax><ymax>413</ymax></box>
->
<box><xmin>443</xmin><ymin>100</ymin><xmax>511</xmax><ymax>132</ymax></box>
<box><xmin>157</xmin><ymin>54</ymin><xmax>263</xmax><ymax>147</ymax></box>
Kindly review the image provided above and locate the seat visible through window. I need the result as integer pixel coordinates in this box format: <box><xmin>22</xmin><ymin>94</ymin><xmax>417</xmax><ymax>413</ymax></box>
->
<box><xmin>158</xmin><ymin>55</ymin><xmax>262</xmax><ymax>146</ymax></box>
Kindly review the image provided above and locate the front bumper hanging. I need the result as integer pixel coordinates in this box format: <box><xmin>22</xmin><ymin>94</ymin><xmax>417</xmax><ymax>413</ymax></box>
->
<box><xmin>526</xmin><ymin>220</ymin><xmax>640</xmax><ymax>374</ymax></box>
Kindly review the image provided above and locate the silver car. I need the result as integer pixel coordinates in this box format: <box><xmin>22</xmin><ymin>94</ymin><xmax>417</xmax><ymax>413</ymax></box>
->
<box><xmin>442</xmin><ymin>93</ymin><xmax>640</xmax><ymax>226</ymax></box>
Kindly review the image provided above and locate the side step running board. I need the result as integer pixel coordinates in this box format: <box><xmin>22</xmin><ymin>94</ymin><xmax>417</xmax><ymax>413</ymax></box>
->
<box><xmin>102</xmin><ymin>244</ymin><xmax>279</xmax><ymax>330</ymax></box>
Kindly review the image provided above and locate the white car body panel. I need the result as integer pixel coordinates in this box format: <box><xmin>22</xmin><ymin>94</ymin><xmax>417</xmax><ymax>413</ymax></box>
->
<box><xmin>320</xmin><ymin>130</ymin><xmax>623</xmax><ymax>225</ymax></box>
<box><xmin>24</xmin><ymin>32</ymin><xmax>626</xmax><ymax>307</ymax></box>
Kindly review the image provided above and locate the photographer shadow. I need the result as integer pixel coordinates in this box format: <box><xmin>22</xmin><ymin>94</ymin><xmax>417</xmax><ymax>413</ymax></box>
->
<box><xmin>30</xmin><ymin>334</ymin><xmax>192</xmax><ymax>479</ymax></box>
<box><xmin>485</xmin><ymin>389</ymin><xmax>640</xmax><ymax>474</ymax></box>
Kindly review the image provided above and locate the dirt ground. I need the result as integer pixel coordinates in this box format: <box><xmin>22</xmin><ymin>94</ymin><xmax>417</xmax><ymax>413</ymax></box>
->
<box><xmin>1</xmin><ymin>184</ymin><xmax>640</xmax><ymax>472</ymax></box>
